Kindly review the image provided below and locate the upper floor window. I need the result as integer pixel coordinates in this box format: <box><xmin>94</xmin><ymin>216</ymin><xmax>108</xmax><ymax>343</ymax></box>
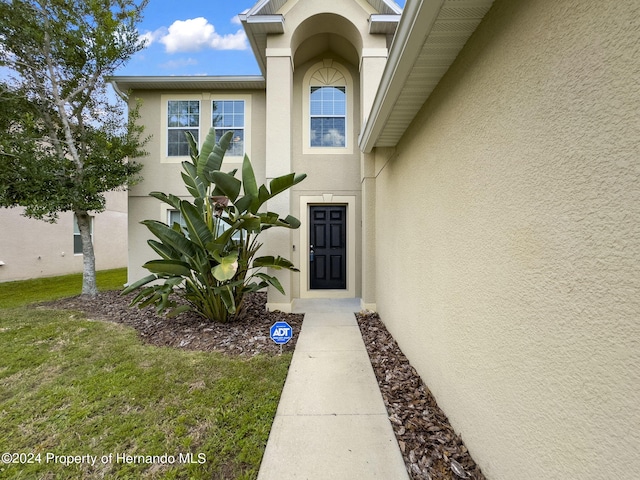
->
<box><xmin>167</xmin><ymin>100</ymin><xmax>200</xmax><ymax>156</ymax></box>
<box><xmin>303</xmin><ymin>60</ymin><xmax>351</xmax><ymax>153</ymax></box>
<box><xmin>310</xmin><ymin>86</ymin><xmax>346</xmax><ymax>147</ymax></box>
<box><xmin>213</xmin><ymin>100</ymin><xmax>245</xmax><ymax>157</ymax></box>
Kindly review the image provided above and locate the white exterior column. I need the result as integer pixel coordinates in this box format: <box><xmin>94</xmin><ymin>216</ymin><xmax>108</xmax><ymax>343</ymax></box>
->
<box><xmin>359</xmin><ymin>50</ymin><xmax>387</xmax><ymax>310</ymax></box>
<box><xmin>264</xmin><ymin>51</ymin><xmax>294</xmax><ymax>312</ymax></box>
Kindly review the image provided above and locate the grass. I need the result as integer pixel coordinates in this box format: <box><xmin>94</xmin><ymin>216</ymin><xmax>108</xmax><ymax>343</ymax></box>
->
<box><xmin>0</xmin><ymin>270</ymin><xmax>291</xmax><ymax>479</ymax></box>
<box><xmin>0</xmin><ymin>268</ymin><xmax>128</xmax><ymax>309</ymax></box>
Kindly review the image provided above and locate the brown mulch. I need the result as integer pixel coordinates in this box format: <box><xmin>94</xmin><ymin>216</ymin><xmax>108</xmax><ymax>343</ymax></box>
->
<box><xmin>42</xmin><ymin>291</ymin><xmax>303</xmax><ymax>356</ymax></box>
<box><xmin>357</xmin><ymin>311</ymin><xmax>486</xmax><ymax>480</ymax></box>
<box><xmin>42</xmin><ymin>291</ymin><xmax>485</xmax><ymax>479</ymax></box>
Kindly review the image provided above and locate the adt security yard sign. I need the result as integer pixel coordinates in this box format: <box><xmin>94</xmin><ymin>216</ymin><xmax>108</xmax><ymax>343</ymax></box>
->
<box><xmin>270</xmin><ymin>321</ymin><xmax>293</xmax><ymax>345</ymax></box>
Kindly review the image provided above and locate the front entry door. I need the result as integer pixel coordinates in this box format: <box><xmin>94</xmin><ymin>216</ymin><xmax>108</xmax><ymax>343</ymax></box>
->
<box><xmin>310</xmin><ymin>205</ymin><xmax>346</xmax><ymax>289</ymax></box>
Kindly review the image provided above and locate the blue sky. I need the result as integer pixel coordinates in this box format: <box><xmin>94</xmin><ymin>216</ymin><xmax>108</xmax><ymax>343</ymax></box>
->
<box><xmin>116</xmin><ymin>0</ymin><xmax>406</xmax><ymax>77</ymax></box>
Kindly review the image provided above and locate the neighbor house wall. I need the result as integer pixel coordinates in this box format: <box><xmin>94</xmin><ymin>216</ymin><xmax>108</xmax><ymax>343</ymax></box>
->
<box><xmin>373</xmin><ymin>0</ymin><xmax>640</xmax><ymax>478</ymax></box>
<box><xmin>0</xmin><ymin>190</ymin><xmax>128</xmax><ymax>282</ymax></box>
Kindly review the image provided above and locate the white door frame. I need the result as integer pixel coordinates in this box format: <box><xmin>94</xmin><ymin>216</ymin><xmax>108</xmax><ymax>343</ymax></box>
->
<box><xmin>299</xmin><ymin>194</ymin><xmax>356</xmax><ymax>298</ymax></box>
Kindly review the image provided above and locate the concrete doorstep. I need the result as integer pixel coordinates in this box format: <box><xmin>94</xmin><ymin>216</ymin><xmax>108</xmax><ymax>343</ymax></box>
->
<box><xmin>258</xmin><ymin>300</ymin><xmax>409</xmax><ymax>480</ymax></box>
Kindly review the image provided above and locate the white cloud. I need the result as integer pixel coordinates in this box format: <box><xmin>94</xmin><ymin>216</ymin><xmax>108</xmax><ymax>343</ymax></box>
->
<box><xmin>138</xmin><ymin>27</ymin><xmax>167</xmax><ymax>48</ymax></box>
<box><xmin>160</xmin><ymin>58</ymin><xmax>198</xmax><ymax>69</ymax></box>
<box><xmin>323</xmin><ymin>129</ymin><xmax>346</xmax><ymax>147</ymax></box>
<box><xmin>159</xmin><ymin>17</ymin><xmax>247</xmax><ymax>53</ymax></box>
<box><xmin>231</xmin><ymin>15</ymin><xmax>242</xmax><ymax>26</ymax></box>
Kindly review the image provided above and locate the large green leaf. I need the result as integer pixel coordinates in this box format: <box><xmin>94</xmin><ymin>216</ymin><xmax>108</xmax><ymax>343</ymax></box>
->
<box><xmin>281</xmin><ymin>214</ymin><xmax>301</xmax><ymax>229</ymax></box>
<box><xmin>233</xmin><ymin>194</ymin><xmax>253</xmax><ymax>214</ymax></box>
<box><xmin>181</xmin><ymin>171</ymin><xmax>207</xmax><ymax>199</ymax></box>
<box><xmin>253</xmin><ymin>255</ymin><xmax>298</xmax><ymax>271</ymax></box>
<box><xmin>238</xmin><ymin>214</ymin><xmax>261</xmax><ymax>233</ymax></box>
<box><xmin>258</xmin><ymin>185</ymin><xmax>270</xmax><ymax>206</ymax></box>
<box><xmin>196</xmin><ymin>129</ymin><xmax>213</xmax><ymax>167</ymax></box>
<box><xmin>179</xmin><ymin>200</ymin><xmax>214</xmax><ymax>249</ymax></box>
<box><xmin>166</xmin><ymin>304</ymin><xmax>192</xmax><ymax>318</ymax></box>
<box><xmin>143</xmin><ymin>259</ymin><xmax>192</xmax><ymax>277</ymax></box>
<box><xmin>242</xmin><ymin>153</ymin><xmax>258</xmax><ymax>197</ymax></box>
<box><xmin>121</xmin><ymin>274</ymin><xmax>157</xmax><ymax>295</ymax></box>
<box><xmin>254</xmin><ymin>272</ymin><xmax>285</xmax><ymax>294</ymax></box>
<box><xmin>205</xmin><ymin>227</ymin><xmax>235</xmax><ymax>254</ymax></box>
<box><xmin>212</xmin><ymin>251</ymin><xmax>239</xmax><ymax>282</ymax></box>
<box><xmin>269</xmin><ymin>172</ymin><xmax>307</xmax><ymax>197</ymax></box>
<box><xmin>199</xmin><ymin>129</ymin><xmax>231</xmax><ymax>178</ymax></box>
<box><xmin>197</xmin><ymin>128</ymin><xmax>222</xmax><ymax>176</ymax></box>
<box><xmin>258</xmin><ymin>211</ymin><xmax>279</xmax><ymax>225</ymax></box>
<box><xmin>142</xmin><ymin>220</ymin><xmax>198</xmax><ymax>260</ymax></box>
<box><xmin>149</xmin><ymin>191</ymin><xmax>182</xmax><ymax>210</ymax></box>
<box><xmin>182</xmin><ymin>160</ymin><xmax>197</xmax><ymax>179</ymax></box>
<box><xmin>185</xmin><ymin>131</ymin><xmax>199</xmax><ymax>162</ymax></box>
<box><xmin>210</xmin><ymin>171</ymin><xmax>241</xmax><ymax>202</ymax></box>
<box><xmin>215</xmin><ymin>285</ymin><xmax>236</xmax><ymax>314</ymax></box>
<box><xmin>147</xmin><ymin>239</ymin><xmax>177</xmax><ymax>260</ymax></box>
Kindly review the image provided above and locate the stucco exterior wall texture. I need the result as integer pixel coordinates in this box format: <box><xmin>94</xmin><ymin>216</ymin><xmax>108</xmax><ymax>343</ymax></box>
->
<box><xmin>0</xmin><ymin>191</ymin><xmax>128</xmax><ymax>282</ymax></box>
<box><xmin>374</xmin><ymin>0</ymin><xmax>639</xmax><ymax>478</ymax></box>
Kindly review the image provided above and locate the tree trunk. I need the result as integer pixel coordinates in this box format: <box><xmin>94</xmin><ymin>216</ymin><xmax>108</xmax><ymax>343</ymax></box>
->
<box><xmin>75</xmin><ymin>209</ymin><xmax>98</xmax><ymax>297</ymax></box>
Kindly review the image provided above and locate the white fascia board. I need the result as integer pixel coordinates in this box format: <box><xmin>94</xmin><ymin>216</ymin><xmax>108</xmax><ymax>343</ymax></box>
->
<box><xmin>240</xmin><ymin>13</ymin><xmax>285</xmax><ymax>76</ymax></box>
<box><xmin>107</xmin><ymin>76</ymin><xmax>266</xmax><ymax>93</ymax></box>
<box><xmin>369</xmin><ymin>14</ymin><xmax>401</xmax><ymax>34</ymax></box>
<box><xmin>359</xmin><ymin>0</ymin><xmax>445</xmax><ymax>153</ymax></box>
<box><xmin>245</xmin><ymin>14</ymin><xmax>285</xmax><ymax>31</ymax></box>
<box><xmin>240</xmin><ymin>17</ymin><xmax>268</xmax><ymax>75</ymax></box>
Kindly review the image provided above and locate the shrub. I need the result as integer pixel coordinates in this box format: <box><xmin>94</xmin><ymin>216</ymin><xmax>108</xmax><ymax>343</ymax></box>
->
<box><xmin>123</xmin><ymin>129</ymin><xmax>306</xmax><ymax>322</ymax></box>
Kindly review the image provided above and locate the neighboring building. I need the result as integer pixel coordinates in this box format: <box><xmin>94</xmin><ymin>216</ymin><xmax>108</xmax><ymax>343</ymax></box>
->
<box><xmin>0</xmin><ymin>191</ymin><xmax>128</xmax><ymax>282</ymax></box>
<box><xmin>112</xmin><ymin>0</ymin><xmax>640</xmax><ymax>478</ymax></box>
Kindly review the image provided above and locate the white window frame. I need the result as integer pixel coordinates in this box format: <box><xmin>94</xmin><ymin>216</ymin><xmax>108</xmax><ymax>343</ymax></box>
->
<box><xmin>166</xmin><ymin>99</ymin><xmax>201</xmax><ymax>157</ymax></box>
<box><xmin>161</xmin><ymin>95</ymin><xmax>202</xmax><ymax>163</ymax></box>
<box><xmin>212</xmin><ymin>99</ymin><xmax>246</xmax><ymax>158</ymax></box>
<box><xmin>73</xmin><ymin>215</ymin><xmax>94</xmax><ymax>255</ymax></box>
<box><xmin>310</xmin><ymin>85</ymin><xmax>347</xmax><ymax>148</ymax></box>
<box><xmin>302</xmin><ymin>59</ymin><xmax>353</xmax><ymax>155</ymax></box>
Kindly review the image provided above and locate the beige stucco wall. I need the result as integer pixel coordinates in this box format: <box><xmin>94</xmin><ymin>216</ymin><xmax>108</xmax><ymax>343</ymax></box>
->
<box><xmin>373</xmin><ymin>0</ymin><xmax>640</xmax><ymax>478</ymax></box>
<box><xmin>262</xmin><ymin>0</ymin><xmax>389</xmax><ymax>307</ymax></box>
<box><xmin>0</xmin><ymin>190</ymin><xmax>128</xmax><ymax>282</ymax></box>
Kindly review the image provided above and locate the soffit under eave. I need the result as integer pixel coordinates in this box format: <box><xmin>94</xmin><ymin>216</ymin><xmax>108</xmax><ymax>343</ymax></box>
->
<box><xmin>109</xmin><ymin>76</ymin><xmax>266</xmax><ymax>94</ymax></box>
<box><xmin>369</xmin><ymin>0</ymin><xmax>495</xmax><ymax>149</ymax></box>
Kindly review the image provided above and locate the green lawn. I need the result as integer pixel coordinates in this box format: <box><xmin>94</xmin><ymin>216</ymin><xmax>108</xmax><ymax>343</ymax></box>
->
<box><xmin>0</xmin><ymin>270</ymin><xmax>290</xmax><ymax>479</ymax></box>
<box><xmin>0</xmin><ymin>268</ymin><xmax>128</xmax><ymax>309</ymax></box>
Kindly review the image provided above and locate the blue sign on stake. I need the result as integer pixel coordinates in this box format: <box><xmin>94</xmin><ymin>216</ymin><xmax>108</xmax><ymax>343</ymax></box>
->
<box><xmin>270</xmin><ymin>321</ymin><xmax>293</xmax><ymax>345</ymax></box>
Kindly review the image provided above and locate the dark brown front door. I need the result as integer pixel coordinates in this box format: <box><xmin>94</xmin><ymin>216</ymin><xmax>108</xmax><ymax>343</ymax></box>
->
<box><xmin>310</xmin><ymin>205</ymin><xmax>346</xmax><ymax>289</ymax></box>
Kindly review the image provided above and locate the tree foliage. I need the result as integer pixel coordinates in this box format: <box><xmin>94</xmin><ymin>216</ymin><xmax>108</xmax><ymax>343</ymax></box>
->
<box><xmin>0</xmin><ymin>0</ymin><xmax>149</xmax><ymax>295</ymax></box>
<box><xmin>123</xmin><ymin>129</ymin><xmax>307</xmax><ymax>323</ymax></box>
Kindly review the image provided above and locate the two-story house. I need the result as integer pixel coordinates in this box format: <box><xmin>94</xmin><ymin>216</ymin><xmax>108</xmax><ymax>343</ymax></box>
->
<box><xmin>111</xmin><ymin>0</ymin><xmax>639</xmax><ymax>478</ymax></box>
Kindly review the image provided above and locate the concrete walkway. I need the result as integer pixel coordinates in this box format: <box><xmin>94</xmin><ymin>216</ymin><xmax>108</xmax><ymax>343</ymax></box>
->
<box><xmin>258</xmin><ymin>298</ymin><xmax>409</xmax><ymax>480</ymax></box>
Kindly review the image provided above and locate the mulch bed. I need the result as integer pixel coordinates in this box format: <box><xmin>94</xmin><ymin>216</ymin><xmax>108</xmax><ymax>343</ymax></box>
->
<box><xmin>41</xmin><ymin>291</ymin><xmax>485</xmax><ymax>479</ymax></box>
<box><xmin>42</xmin><ymin>291</ymin><xmax>303</xmax><ymax>356</ymax></box>
<box><xmin>357</xmin><ymin>311</ymin><xmax>486</xmax><ymax>480</ymax></box>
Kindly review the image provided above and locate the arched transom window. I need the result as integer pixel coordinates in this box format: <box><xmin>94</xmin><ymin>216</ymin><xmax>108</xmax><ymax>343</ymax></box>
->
<box><xmin>309</xmin><ymin>66</ymin><xmax>347</xmax><ymax>148</ymax></box>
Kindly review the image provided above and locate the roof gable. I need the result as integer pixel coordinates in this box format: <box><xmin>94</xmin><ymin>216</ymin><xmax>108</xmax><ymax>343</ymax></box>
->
<box><xmin>244</xmin><ymin>0</ymin><xmax>402</xmax><ymax>16</ymax></box>
<box><xmin>240</xmin><ymin>0</ymin><xmax>402</xmax><ymax>74</ymax></box>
